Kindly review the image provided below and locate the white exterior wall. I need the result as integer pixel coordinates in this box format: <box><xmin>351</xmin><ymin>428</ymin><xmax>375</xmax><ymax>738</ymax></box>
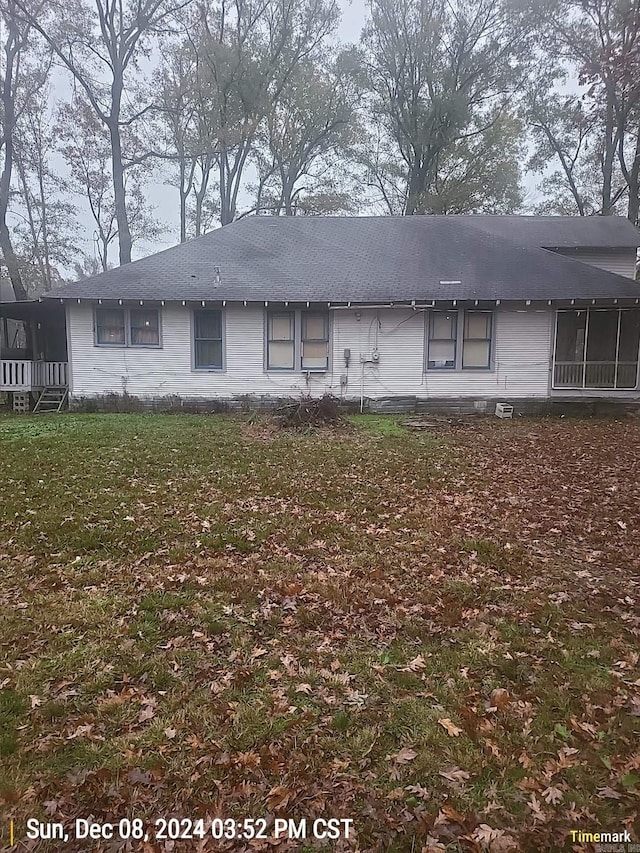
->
<box><xmin>553</xmin><ymin>248</ymin><xmax>637</xmax><ymax>278</ymax></box>
<box><xmin>67</xmin><ymin>303</ymin><xmax>553</xmax><ymax>401</ymax></box>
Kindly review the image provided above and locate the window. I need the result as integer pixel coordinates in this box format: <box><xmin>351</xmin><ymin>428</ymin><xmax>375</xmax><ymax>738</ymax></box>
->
<box><xmin>266</xmin><ymin>309</ymin><xmax>331</xmax><ymax>371</ymax></box>
<box><xmin>95</xmin><ymin>307</ymin><xmax>160</xmax><ymax>347</ymax></box>
<box><xmin>301</xmin><ymin>312</ymin><xmax>329</xmax><ymax>370</ymax></box>
<box><xmin>194</xmin><ymin>310</ymin><xmax>223</xmax><ymax>369</ymax></box>
<box><xmin>427</xmin><ymin>311</ymin><xmax>457</xmax><ymax>369</ymax></box>
<box><xmin>426</xmin><ymin>309</ymin><xmax>494</xmax><ymax>370</ymax></box>
<box><xmin>267</xmin><ymin>312</ymin><xmax>295</xmax><ymax>369</ymax></box>
<box><xmin>130</xmin><ymin>309</ymin><xmax>159</xmax><ymax>346</ymax></box>
<box><xmin>96</xmin><ymin>308</ymin><xmax>126</xmax><ymax>345</ymax></box>
<box><xmin>463</xmin><ymin>311</ymin><xmax>492</xmax><ymax>369</ymax></box>
<box><xmin>554</xmin><ymin>308</ymin><xmax>640</xmax><ymax>389</ymax></box>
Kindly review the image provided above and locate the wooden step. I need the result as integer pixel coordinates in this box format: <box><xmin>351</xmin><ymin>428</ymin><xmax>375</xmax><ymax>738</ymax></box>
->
<box><xmin>33</xmin><ymin>386</ymin><xmax>68</xmax><ymax>414</ymax></box>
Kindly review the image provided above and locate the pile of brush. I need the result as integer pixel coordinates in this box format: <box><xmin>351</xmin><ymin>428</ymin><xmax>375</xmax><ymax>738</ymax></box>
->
<box><xmin>277</xmin><ymin>394</ymin><xmax>345</xmax><ymax>429</ymax></box>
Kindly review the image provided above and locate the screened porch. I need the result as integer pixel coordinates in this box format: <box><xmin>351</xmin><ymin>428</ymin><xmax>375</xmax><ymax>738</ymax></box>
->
<box><xmin>553</xmin><ymin>307</ymin><xmax>640</xmax><ymax>391</ymax></box>
<box><xmin>0</xmin><ymin>299</ymin><xmax>68</xmax><ymax>394</ymax></box>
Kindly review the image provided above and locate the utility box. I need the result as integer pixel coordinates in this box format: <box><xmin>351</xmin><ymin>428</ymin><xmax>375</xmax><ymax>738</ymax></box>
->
<box><xmin>495</xmin><ymin>402</ymin><xmax>514</xmax><ymax>419</ymax></box>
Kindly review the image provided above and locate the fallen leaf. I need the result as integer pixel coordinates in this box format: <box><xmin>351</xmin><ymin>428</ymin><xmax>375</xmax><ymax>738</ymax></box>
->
<box><xmin>402</xmin><ymin>655</ymin><xmax>426</xmax><ymax>672</ymax></box>
<box><xmin>392</xmin><ymin>746</ymin><xmax>418</xmax><ymax>764</ymax></box>
<box><xmin>438</xmin><ymin>717</ymin><xmax>463</xmax><ymax>737</ymax></box>
<box><xmin>439</xmin><ymin>767</ymin><xmax>470</xmax><ymax>786</ymax></box>
<box><xmin>266</xmin><ymin>785</ymin><xmax>295</xmax><ymax>811</ymax></box>
<box><xmin>490</xmin><ymin>688</ymin><xmax>511</xmax><ymax>710</ymax></box>
<box><xmin>542</xmin><ymin>785</ymin><xmax>563</xmax><ymax>805</ymax></box>
<box><xmin>597</xmin><ymin>786</ymin><xmax>622</xmax><ymax>799</ymax></box>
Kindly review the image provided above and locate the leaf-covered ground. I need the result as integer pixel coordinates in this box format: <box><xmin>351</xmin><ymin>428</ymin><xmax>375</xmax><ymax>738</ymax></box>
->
<box><xmin>0</xmin><ymin>413</ymin><xmax>639</xmax><ymax>853</ymax></box>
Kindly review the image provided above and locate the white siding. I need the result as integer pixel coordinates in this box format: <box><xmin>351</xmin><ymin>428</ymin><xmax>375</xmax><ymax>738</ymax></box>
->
<box><xmin>68</xmin><ymin>303</ymin><xmax>553</xmax><ymax>401</ymax></box>
<box><xmin>552</xmin><ymin>248</ymin><xmax>638</xmax><ymax>278</ymax></box>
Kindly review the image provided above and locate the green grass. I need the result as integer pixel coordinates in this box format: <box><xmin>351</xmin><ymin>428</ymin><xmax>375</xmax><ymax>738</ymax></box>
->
<box><xmin>0</xmin><ymin>412</ymin><xmax>639</xmax><ymax>852</ymax></box>
<box><xmin>348</xmin><ymin>413</ymin><xmax>410</xmax><ymax>437</ymax></box>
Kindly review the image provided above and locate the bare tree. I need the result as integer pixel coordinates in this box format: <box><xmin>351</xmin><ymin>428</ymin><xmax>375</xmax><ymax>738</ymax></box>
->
<box><xmin>159</xmin><ymin>40</ymin><xmax>199</xmax><ymax>241</ymax></box>
<box><xmin>159</xmin><ymin>33</ymin><xmax>222</xmax><ymax>239</ymax></box>
<box><xmin>362</xmin><ymin>0</ymin><xmax>532</xmax><ymax>215</ymax></box>
<box><xmin>194</xmin><ymin>0</ymin><xmax>340</xmax><ymax>225</ymax></box>
<box><xmin>58</xmin><ymin>96</ymin><xmax>162</xmax><ymax>270</ymax></box>
<box><xmin>0</xmin><ymin>0</ymin><xmax>45</xmax><ymax>299</ymax></box>
<box><xmin>535</xmin><ymin>0</ymin><xmax>640</xmax><ymax>222</ymax></box>
<box><xmin>13</xmin><ymin>0</ymin><xmax>191</xmax><ymax>264</ymax></box>
<box><xmin>254</xmin><ymin>52</ymin><xmax>360</xmax><ymax>215</ymax></box>
<box><xmin>13</xmin><ymin>83</ymin><xmax>77</xmax><ymax>292</ymax></box>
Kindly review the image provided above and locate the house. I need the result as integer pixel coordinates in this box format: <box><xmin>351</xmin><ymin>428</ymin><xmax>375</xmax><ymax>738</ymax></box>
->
<box><xmin>1</xmin><ymin>214</ymin><xmax>640</xmax><ymax>414</ymax></box>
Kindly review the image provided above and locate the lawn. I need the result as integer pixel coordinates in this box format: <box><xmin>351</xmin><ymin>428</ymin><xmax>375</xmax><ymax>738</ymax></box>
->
<box><xmin>0</xmin><ymin>412</ymin><xmax>638</xmax><ymax>852</ymax></box>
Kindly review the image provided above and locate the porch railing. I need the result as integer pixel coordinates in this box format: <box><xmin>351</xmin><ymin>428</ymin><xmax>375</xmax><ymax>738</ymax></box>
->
<box><xmin>0</xmin><ymin>360</ymin><xmax>68</xmax><ymax>391</ymax></box>
<box><xmin>33</xmin><ymin>361</ymin><xmax>68</xmax><ymax>387</ymax></box>
<box><xmin>553</xmin><ymin>361</ymin><xmax>639</xmax><ymax>390</ymax></box>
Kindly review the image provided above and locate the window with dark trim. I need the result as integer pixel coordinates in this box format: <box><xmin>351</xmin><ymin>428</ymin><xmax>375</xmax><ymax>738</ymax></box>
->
<box><xmin>95</xmin><ymin>307</ymin><xmax>161</xmax><ymax>347</ymax></box>
<box><xmin>95</xmin><ymin>308</ymin><xmax>126</xmax><ymax>345</ymax></box>
<box><xmin>426</xmin><ymin>309</ymin><xmax>494</xmax><ymax>371</ymax></box>
<box><xmin>427</xmin><ymin>310</ymin><xmax>457</xmax><ymax>369</ymax></box>
<box><xmin>194</xmin><ymin>309</ymin><xmax>223</xmax><ymax>369</ymax></box>
<box><xmin>267</xmin><ymin>312</ymin><xmax>295</xmax><ymax>370</ymax></box>
<box><xmin>301</xmin><ymin>311</ymin><xmax>329</xmax><ymax>370</ymax></box>
<box><xmin>130</xmin><ymin>309</ymin><xmax>160</xmax><ymax>346</ymax></box>
<box><xmin>462</xmin><ymin>311</ymin><xmax>492</xmax><ymax>369</ymax></box>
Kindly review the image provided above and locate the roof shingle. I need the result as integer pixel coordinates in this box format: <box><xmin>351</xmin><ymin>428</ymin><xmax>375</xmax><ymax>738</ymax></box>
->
<box><xmin>45</xmin><ymin>214</ymin><xmax>640</xmax><ymax>303</ymax></box>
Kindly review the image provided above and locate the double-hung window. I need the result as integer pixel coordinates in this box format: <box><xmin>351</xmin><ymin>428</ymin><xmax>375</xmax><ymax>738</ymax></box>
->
<box><xmin>194</xmin><ymin>309</ymin><xmax>224</xmax><ymax>369</ymax></box>
<box><xmin>462</xmin><ymin>311</ymin><xmax>492</xmax><ymax>369</ymax></box>
<box><xmin>267</xmin><ymin>312</ymin><xmax>295</xmax><ymax>369</ymax></box>
<box><xmin>266</xmin><ymin>309</ymin><xmax>330</xmax><ymax>371</ymax></box>
<box><xmin>301</xmin><ymin>312</ymin><xmax>329</xmax><ymax>370</ymax></box>
<box><xmin>427</xmin><ymin>311</ymin><xmax>457</xmax><ymax>369</ymax></box>
<box><xmin>426</xmin><ymin>309</ymin><xmax>494</xmax><ymax>371</ymax></box>
<box><xmin>95</xmin><ymin>307</ymin><xmax>160</xmax><ymax>347</ymax></box>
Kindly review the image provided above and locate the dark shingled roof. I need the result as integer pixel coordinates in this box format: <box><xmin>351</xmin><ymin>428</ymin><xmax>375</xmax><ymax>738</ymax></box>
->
<box><xmin>45</xmin><ymin>215</ymin><xmax>640</xmax><ymax>304</ymax></box>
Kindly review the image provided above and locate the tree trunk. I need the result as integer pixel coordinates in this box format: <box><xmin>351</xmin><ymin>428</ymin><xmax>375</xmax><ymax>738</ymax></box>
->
<box><xmin>626</xmin><ymin>129</ymin><xmax>640</xmax><ymax>226</ymax></box>
<box><xmin>281</xmin><ymin>168</ymin><xmax>295</xmax><ymax>215</ymax></box>
<box><xmin>179</xmin><ymin>159</ymin><xmax>187</xmax><ymax>243</ymax></box>
<box><xmin>36</xmin><ymin>148</ymin><xmax>53</xmax><ymax>289</ymax></box>
<box><xmin>219</xmin><ymin>153</ymin><xmax>232</xmax><ymax>226</ymax></box>
<box><xmin>601</xmin><ymin>89</ymin><xmax>617</xmax><ymax>215</ymax></box>
<box><xmin>109</xmin><ymin>118</ymin><xmax>133</xmax><ymax>265</ymax></box>
<box><xmin>404</xmin><ymin>153</ymin><xmax>430</xmax><ymax>215</ymax></box>
<box><xmin>0</xmin><ymin>19</ymin><xmax>27</xmax><ymax>300</ymax></box>
<box><xmin>15</xmin><ymin>154</ymin><xmax>48</xmax><ymax>291</ymax></box>
<box><xmin>194</xmin><ymin>158</ymin><xmax>212</xmax><ymax>237</ymax></box>
<box><xmin>0</xmin><ymin>221</ymin><xmax>28</xmax><ymax>300</ymax></box>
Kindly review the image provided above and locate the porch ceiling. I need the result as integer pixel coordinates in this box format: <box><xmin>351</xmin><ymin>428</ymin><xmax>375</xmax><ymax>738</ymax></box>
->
<box><xmin>0</xmin><ymin>300</ymin><xmax>65</xmax><ymax>322</ymax></box>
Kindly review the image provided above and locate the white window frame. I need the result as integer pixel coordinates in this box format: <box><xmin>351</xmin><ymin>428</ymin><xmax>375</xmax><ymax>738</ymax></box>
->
<box><xmin>94</xmin><ymin>306</ymin><xmax>162</xmax><ymax>348</ymax></box>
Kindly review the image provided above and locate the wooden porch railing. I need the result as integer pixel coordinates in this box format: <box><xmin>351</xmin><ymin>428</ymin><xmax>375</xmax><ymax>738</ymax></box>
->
<box><xmin>553</xmin><ymin>361</ymin><xmax>638</xmax><ymax>390</ymax></box>
<box><xmin>0</xmin><ymin>360</ymin><xmax>68</xmax><ymax>391</ymax></box>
